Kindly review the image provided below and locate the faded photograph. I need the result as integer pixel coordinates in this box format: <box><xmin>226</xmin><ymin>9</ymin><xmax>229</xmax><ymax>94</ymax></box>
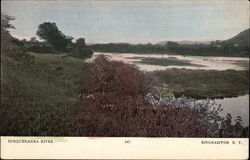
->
<box><xmin>1</xmin><ymin>0</ymin><xmax>249</xmax><ymax>137</ymax></box>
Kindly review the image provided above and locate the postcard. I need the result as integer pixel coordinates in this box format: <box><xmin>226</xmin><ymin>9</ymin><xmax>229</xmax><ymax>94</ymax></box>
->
<box><xmin>1</xmin><ymin>0</ymin><xmax>249</xmax><ymax>159</ymax></box>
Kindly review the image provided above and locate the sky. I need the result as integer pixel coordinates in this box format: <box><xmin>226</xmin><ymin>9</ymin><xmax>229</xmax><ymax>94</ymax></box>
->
<box><xmin>2</xmin><ymin>0</ymin><xmax>249</xmax><ymax>44</ymax></box>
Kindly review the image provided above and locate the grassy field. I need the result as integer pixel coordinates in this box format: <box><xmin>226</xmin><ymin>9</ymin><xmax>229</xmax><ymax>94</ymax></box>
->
<box><xmin>135</xmin><ymin>58</ymin><xmax>196</xmax><ymax>66</ymax></box>
<box><xmin>155</xmin><ymin>69</ymin><xmax>249</xmax><ymax>99</ymax></box>
<box><xmin>1</xmin><ymin>50</ymin><xmax>90</xmax><ymax>136</ymax></box>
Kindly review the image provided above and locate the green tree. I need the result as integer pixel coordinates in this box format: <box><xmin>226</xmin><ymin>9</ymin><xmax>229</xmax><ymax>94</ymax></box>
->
<box><xmin>36</xmin><ymin>22</ymin><xmax>73</xmax><ymax>52</ymax></box>
<box><xmin>1</xmin><ymin>14</ymin><xmax>15</xmax><ymax>32</ymax></box>
<box><xmin>1</xmin><ymin>13</ymin><xmax>17</xmax><ymax>50</ymax></box>
<box><xmin>75</xmin><ymin>38</ymin><xmax>86</xmax><ymax>48</ymax></box>
<box><xmin>71</xmin><ymin>38</ymin><xmax>93</xmax><ymax>59</ymax></box>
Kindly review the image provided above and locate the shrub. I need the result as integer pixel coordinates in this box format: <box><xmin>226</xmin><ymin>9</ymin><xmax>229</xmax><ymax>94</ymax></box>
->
<box><xmin>70</xmin><ymin>38</ymin><xmax>93</xmax><ymax>59</ymax></box>
<box><xmin>74</xmin><ymin>55</ymin><xmax>207</xmax><ymax>137</ymax></box>
<box><xmin>2</xmin><ymin>48</ymin><xmax>34</xmax><ymax>64</ymax></box>
<box><xmin>11</xmin><ymin>38</ymin><xmax>25</xmax><ymax>47</ymax></box>
<box><xmin>75</xmin><ymin>97</ymin><xmax>207</xmax><ymax>137</ymax></box>
<box><xmin>82</xmin><ymin>54</ymin><xmax>145</xmax><ymax>95</ymax></box>
<box><xmin>219</xmin><ymin>114</ymin><xmax>248</xmax><ymax>137</ymax></box>
<box><xmin>71</xmin><ymin>47</ymin><xmax>93</xmax><ymax>59</ymax></box>
<box><xmin>144</xmin><ymin>83</ymin><xmax>249</xmax><ymax>138</ymax></box>
<box><xmin>26</xmin><ymin>45</ymin><xmax>54</xmax><ymax>53</ymax></box>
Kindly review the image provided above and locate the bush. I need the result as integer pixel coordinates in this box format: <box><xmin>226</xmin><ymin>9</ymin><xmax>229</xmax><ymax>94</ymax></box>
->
<box><xmin>81</xmin><ymin>54</ymin><xmax>145</xmax><ymax>95</ymax></box>
<box><xmin>75</xmin><ymin>98</ymin><xmax>207</xmax><ymax>137</ymax></box>
<box><xmin>11</xmin><ymin>38</ymin><xmax>25</xmax><ymax>47</ymax></box>
<box><xmin>70</xmin><ymin>38</ymin><xmax>93</xmax><ymax>59</ymax></box>
<box><xmin>144</xmin><ymin>82</ymin><xmax>249</xmax><ymax>138</ymax></box>
<box><xmin>74</xmin><ymin>55</ymin><xmax>207</xmax><ymax>137</ymax></box>
<box><xmin>2</xmin><ymin>48</ymin><xmax>34</xmax><ymax>64</ymax></box>
<box><xmin>26</xmin><ymin>45</ymin><xmax>54</xmax><ymax>53</ymax></box>
<box><xmin>71</xmin><ymin>47</ymin><xmax>93</xmax><ymax>59</ymax></box>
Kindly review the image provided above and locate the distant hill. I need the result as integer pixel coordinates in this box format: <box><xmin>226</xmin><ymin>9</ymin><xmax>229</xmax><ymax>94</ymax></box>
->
<box><xmin>156</xmin><ymin>29</ymin><xmax>249</xmax><ymax>47</ymax></box>
<box><xmin>156</xmin><ymin>40</ymin><xmax>212</xmax><ymax>46</ymax></box>
<box><xmin>223</xmin><ymin>28</ymin><xmax>249</xmax><ymax>47</ymax></box>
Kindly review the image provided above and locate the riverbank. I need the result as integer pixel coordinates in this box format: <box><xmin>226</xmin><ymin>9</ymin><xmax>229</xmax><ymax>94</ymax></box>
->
<box><xmin>155</xmin><ymin>69</ymin><xmax>249</xmax><ymax>99</ymax></box>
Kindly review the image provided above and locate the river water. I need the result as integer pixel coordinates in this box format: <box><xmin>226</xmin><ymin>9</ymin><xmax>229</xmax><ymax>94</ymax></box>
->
<box><xmin>94</xmin><ymin>52</ymin><xmax>249</xmax><ymax>71</ymax></box>
<box><xmin>215</xmin><ymin>94</ymin><xmax>249</xmax><ymax>126</ymax></box>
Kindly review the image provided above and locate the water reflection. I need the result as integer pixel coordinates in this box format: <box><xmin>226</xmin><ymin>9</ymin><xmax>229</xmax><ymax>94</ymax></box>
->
<box><xmin>215</xmin><ymin>94</ymin><xmax>249</xmax><ymax>126</ymax></box>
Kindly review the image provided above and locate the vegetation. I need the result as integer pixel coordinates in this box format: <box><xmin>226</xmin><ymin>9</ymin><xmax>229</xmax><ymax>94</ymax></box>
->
<box><xmin>1</xmin><ymin>14</ymin><xmax>15</xmax><ymax>31</ymax></box>
<box><xmin>0</xmin><ymin>49</ymin><xmax>90</xmax><ymax>135</ymax></box>
<box><xmin>154</xmin><ymin>69</ymin><xmax>249</xmax><ymax>99</ymax></box>
<box><xmin>0</xmin><ymin>49</ymin><xmax>248</xmax><ymax>137</ymax></box>
<box><xmin>135</xmin><ymin>57</ymin><xmax>195</xmax><ymax>66</ymax></box>
<box><xmin>89</xmin><ymin>29</ymin><xmax>249</xmax><ymax>57</ymax></box>
<box><xmin>1</xmin><ymin>13</ymin><xmax>17</xmax><ymax>50</ymax></box>
<box><xmin>35</xmin><ymin>22</ymin><xmax>93</xmax><ymax>58</ymax></box>
<box><xmin>74</xmin><ymin>55</ymin><xmax>207</xmax><ymax>137</ymax></box>
<box><xmin>145</xmin><ymin>85</ymin><xmax>248</xmax><ymax>137</ymax></box>
<box><xmin>6</xmin><ymin>21</ymin><xmax>94</xmax><ymax>59</ymax></box>
<box><xmin>90</xmin><ymin>42</ymin><xmax>249</xmax><ymax>57</ymax></box>
<box><xmin>70</xmin><ymin>38</ymin><xmax>93</xmax><ymax>59</ymax></box>
<box><xmin>26</xmin><ymin>45</ymin><xmax>54</xmax><ymax>53</ymax></box>
<box><xmin>90</xmin><ymin>43</ymin><xmax>168</xmax><ymax>54</ymax></box>
<box><xmin>36</xmin><ymin>22</ymin><xmax>73</xmax><ymax>52</ymax></box>
<box><xmin>224</xmin><ymin>28</ymin><xmax>249</xmax><ymax>47</ymax></box>
<box><xmin>166</xmin><ymin>41</ymin><xmax>249</xmax><ymax>57</ymax></box>
<box><xmin>74</xmin><ymin>55</ymin><xmax>248</xmax><ymax>137</ymax></box>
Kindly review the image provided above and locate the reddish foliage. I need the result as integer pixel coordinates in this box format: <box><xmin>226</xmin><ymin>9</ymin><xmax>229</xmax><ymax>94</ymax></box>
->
<box><xmin>81</xmin><ymin>54</ymin><xmax>145</xmax><ymax>96</ymax></box>
<box><xmin>75</xmin><ymin>55</ymin><xmax>207</xmax><ymax>137</ymax></box>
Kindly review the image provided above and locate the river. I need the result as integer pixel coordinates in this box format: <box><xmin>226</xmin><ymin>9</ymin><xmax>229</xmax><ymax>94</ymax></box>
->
<box><xmin>94</xmin><ymin>52</ymin><xmax>249</xmax><ymax>71</ymax></box>
<box><xmin>216</xmin><ymin>94</ymin><xmax>249</xmax><ymax>126</ymax></box>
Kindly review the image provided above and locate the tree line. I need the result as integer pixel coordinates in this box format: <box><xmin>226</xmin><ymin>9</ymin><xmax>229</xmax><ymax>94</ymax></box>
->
<box><xmin>89</xmin><ymin>41</ymin><xmax>249</xmax><ymax>57</ymax></box>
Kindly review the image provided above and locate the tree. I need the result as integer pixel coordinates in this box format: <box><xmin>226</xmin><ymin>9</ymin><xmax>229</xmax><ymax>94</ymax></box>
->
<box><xmin>36</xmin><ymin>22</ymin><xmax>73</xmax><ymax>52</ymax></box>
<box><xmin>30</xmin><ymin>37</ymin><xmax>38</xmax><ymax>42</ymax></box>
<box><xmin>71</xmin><ymin>38</ymin><xmax>93</xmax><ymax>59</ymax></box>
<box><xmin>1</xmin><ymin>14</ymin><xmax>15</xmax><ymax>32</ymax></box>
<box><xmin>75</xmin><ymin>38</ymin><xmax>86</xmax><ymax>48</ymax></box>
<box><xmin>1</xmin><ymin>13</ymin><xmax>16</xmax><ymax>50</ymax></box>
